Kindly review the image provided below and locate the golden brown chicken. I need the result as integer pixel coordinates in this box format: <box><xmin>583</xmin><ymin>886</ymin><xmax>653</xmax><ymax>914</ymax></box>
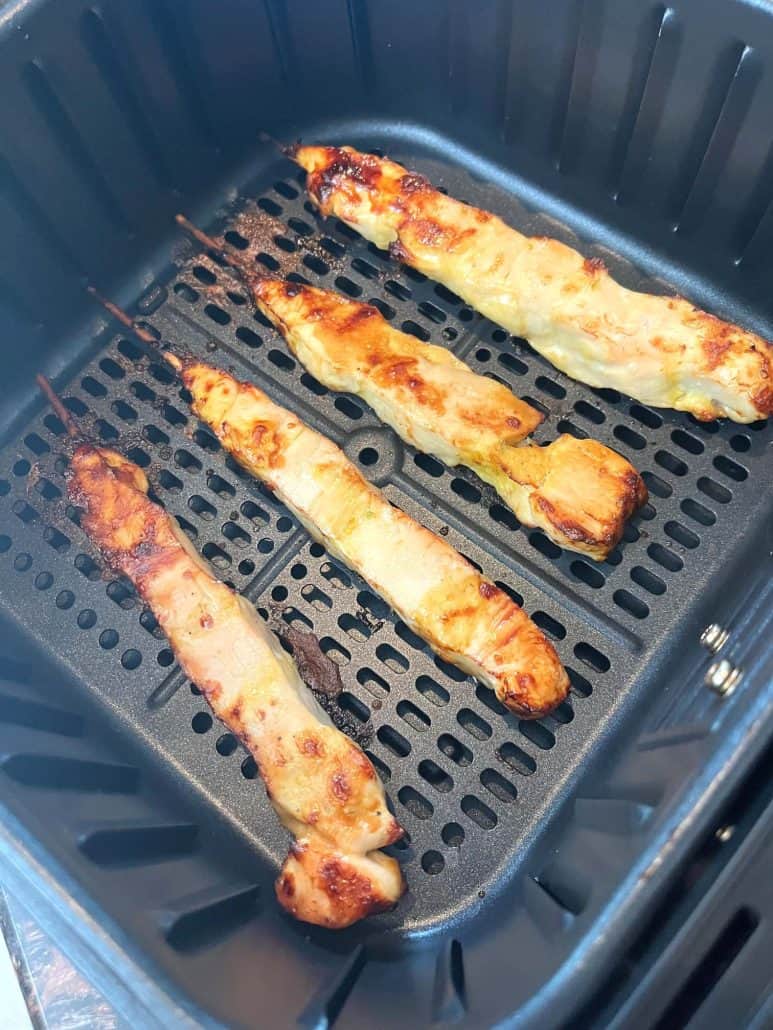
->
<box><xmin>176</xmin><ymin>218</ymin><xmax>647</xmax><ymax>560</ymax></box>
<box><xmin>291</xmin><ymin>144</ymin><xmax>773</xmax><ymax>424</ymax></box>
<box><xmin>65</xmin><ymin>439</ymin><xmax>405</xmax><ymax>928</ymax></box>
<box><xmin>164</xmin><ymin>353</ymin><xmax>569</xmax><ymax>718</ymax></box>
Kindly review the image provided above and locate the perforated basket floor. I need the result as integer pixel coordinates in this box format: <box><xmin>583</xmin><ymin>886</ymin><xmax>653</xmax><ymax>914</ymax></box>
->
<box><xmin>0</xmin><ymin>139</ymin><xmax>770</xmax><ymax>1000</ymax></box>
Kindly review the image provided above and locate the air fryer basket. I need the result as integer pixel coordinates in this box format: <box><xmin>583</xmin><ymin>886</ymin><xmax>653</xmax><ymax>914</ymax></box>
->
<box><xmin>0</xmin><ymin>0</ymin><xmax>771</xmax><ymax>1026</ymax></box>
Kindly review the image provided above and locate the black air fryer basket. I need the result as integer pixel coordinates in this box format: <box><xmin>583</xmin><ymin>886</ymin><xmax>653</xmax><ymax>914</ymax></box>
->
<box><xmin>0</xmin><ymin>0</ymin><xmax>771</xmax><ymax>1026</ymax></box>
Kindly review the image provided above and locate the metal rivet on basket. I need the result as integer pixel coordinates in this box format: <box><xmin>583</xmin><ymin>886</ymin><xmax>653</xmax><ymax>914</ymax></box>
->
<box><xmin>705</xmin><ymin>659</ymin><xmax>742</xmax><ymax>697</ymax></box>
<box><xmin>700</xmin><ymin>622</ymin><xmax>730</xmax><ymax>654</ymax></box>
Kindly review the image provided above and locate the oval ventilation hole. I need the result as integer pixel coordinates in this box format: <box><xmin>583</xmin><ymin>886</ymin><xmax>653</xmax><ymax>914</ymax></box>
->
<box><xmin>573</xmin><ymin>399</ymin><xmax>605</xmax><ymax>424</ymax></box>
<box><xmin>573</xmin><ymin>642</ymin><xmax>610</xmax><ymax>673</ymax></box>
<box><xmin>398</xmin><ymin>785</ymin><xmax>433</xmax><ymax>820</ymax></box>
<box><xmin>397</xmin><ymin>700</ymin><xmax>430</xmax><ymax>731</ymax></box>
<box><xmin>121</xmin><ymin>649</ymin><xmax>142</xmax><ymax>670</ymax></box>
<box><xmin>567</xmin><ymin>666</ymin><xmax>593</xmax><ymax>698</ymax></box>
<box><xmin>376</xmin><ymin>643</ymin><xmax>408</xmax><ymax>674</ymax></box>
<box><xmin>671</xmin><ymin>429</ymin><xmax>703</xmax><ymax>454</ymax></box>
<box><xmin>451</xmin><ymin>477</ymin><xmax>481</xmax><ymax>504</ymax></box>
<box><xmin>10</xmin><ymin>553</ymin><xmax>29</xmax><ymax>574</ymax></box>
<box><xmin>613</xmin><ymin>589</ymin><xmax>650</xmax><ymax>620</ymax></box>
<box><xmin>519</xmin><ymin>721</ymin><xmax>555</xmax><ymax>750</ymax></box>
<box><xmin>530</xmin><ymin>531</ymin><xmax>562</xmax><ymax>560</ymax></box>
<box><xmin>241</xmin><ymin>756</ymin><xmax>258</xmax><ymax>779</ymax></box>
<box><xmin>290</xmin><ymin>562</ymin><xmax>307</xmax><ymax>581</ymax></box>
<box><xmin>438</xmin><ymin>733</ymin><xmax>472</xmax><ymax>767</ymax></box>
<box><xmin>301</xmin><ymin>584</ymin><xmax>332</xmax><ymax>611</ymax></box>
<box><xmin>497</xmin><ymin>741</ymin><xmax>537</xmax><ymax>776</ymax></box>
<box><xmin>77</xmin><ymin>611</ymin><xmax>96</xmax><ymax>632</ymax></box>
<box><xmin>457</xmin><ymin>708</ymin><xmax>492</xmax><ymax>741</ymax></box>
<box><xmin>356</xmin><ymin>666</ymin><xmax>390</xmax><ymax>697</ymax></box>
<box><xmin>489</xmin><ymin>503</ymin><xmax>519</xmax><ymax>531</ymax></box>
<box><xmin>188</xmin><ymin>495</ymin><xmax>216</xmax><ymax>521</ymax></box>
<box><xmin>613</xmin><ymin>425</ymin><xmax>646</xmax><ymax>450</ymax></box>
<box><xmin>377</xmin><ymin>725</ymin><xmax>411</xmax><ymax>758</ymax></box>
<box><xmin>107</xmin><ymin>580</ymin><xmax>135</xmax><ymax>609</ymax></box>
<box><xmin>418</xmin><ymin>301</ymin><xmax>446</xmax><ymax>323</ymax></box>
<box><xmin>334</xmin><ymin>396</ymin><xmax>363</xmax><ymax>420</ymax></box>
<box><xmin>44</xmin><ymin>527</ymin><xmax>70</xmax><ymax>554</ymax></box>
<box><xmin>192</xmin><ymin>712</ymin><xmax>212</xmax><ymax>733</ymax></box>
<box><xmin>642</xmin><ymin>471</ymin><xmax>672</xmax><ymax>498</ymax></box>
<box><xmin>531</xmin><ymin>610</ymin><xmax>567</xmax><ymax>640</ymax></box>
<box><xmin>713</xmin><ymin>455</ymin><xmax>747</xmax><ymax>482</ymax></box>
<box><xmin>535</xmin><ymin>375</ymin><xmax>565</xmax><ymax>399</ymax></box>
<box><xmin>498</xmin><ymin>352</ymin><xmax>528</xmax><ymax>376</ymax></box>
<box><xmin>339</xmin><ymin>692</ymin><xmax>370</xmax><ymax>723</ymax></box>
<box><xmin>437</xmin><ymin>659</ymin><xmax>472</xmax><ymax>683</ymax></box>
<box><xmin>481</xmin><ymin>768</ymin><xmax>517</xmax><ymax>804</ymax></box>
<box><xmin>216</xmin><ymin>733</ymin><xmax>238</xmax><ymax>756</ymax></box>
<box><xmin>351</xmin><ymin>257</ymin><xmax>379</xmax><ymax>279</ymax></box>
<box><xmin>202</xmin><ymin>543</ymin><xmax>230</xmax><ymax>570</ymax></box>
<box><xmin>570</xmin><ymin>560</ymin><xmax>605</xmax><ymax>589</ymax></box>
<box><xmin>100</xmin><ymin>357</ymin><xmax>124</xmax><ymax>380</ymax></box>
<box><xmin>418</xmin><ymin>759</ymin><xmax>453</xmax><ymax>793</ymax></box>
<box><xmin>34</xmin><ymin>571</ymin><xmax>53</xmax><ymax>591</ymax></box>
<box><xmin>395</xmin><ymin>621</ymin><xmax>426</xmax><ymax>652</ymax></box>
<box><xmin>630</xmin><ymin>566</ymin><xmax>666</xmax><ymax>595</ymax></box>
<box><xmin>421</xmin><ymin>850</ymin><xmax>445</xmax><ymax>874</ymax></box>
<box><xmin>414</xmin><ymin>452</ymin><xmax>444</xmax><ymax>478</ymax></box>
<box><xmin>655</xmin><ymin>450</ymin><xmax>688</xmax><ymax>476</ymax></box>
<box><xmin>730</xmin><ymin>434</ymin><xmax>750</xmax><ymax>453</ymax></box>
<box><xmin>474</xmin><ymin>684</ymin><xmax>508</xmax><ymax>718</ymax></box>
<box><xmin>207</xmin><ymin>472</ymin><xmax>234</xmax><ymax>499</ymax></box>
<box><xmin>681</xmin><ymin>498</ymin><xmax>715</xmax><ymax>527</ymax></box>
<box><xmin>697</xmin><ymin>477</ymin><xmax>731</xmax><ymax>504</ymax></box>
<box><xmin>55</xmin><ymin>589</ymin><xmax>74</xmax><ymax>610</ymax></box>
<box><xmin>320</xmin><ymin>561</ymin><xmax>351</xmax><ymax>589</ymax></box>
<box><xmin>629</xmin><ymin>404</ymin><xmax>662</xmax><ymax>428</ymax></box>
<box><xmin>174</xmin><ymin>282</ymin><xmax>198</xmax><ymax>303</ymax></box>
<box><xmin>442</xmin><ymin>823</ymin><xmax>465</xmax><ymax>847</ymax></box>
<box><xmin>75</xmin><ymin>553</ymin><xmax>100</xmax><ymax>581</ymax></box>
<box><xmin>665</xmin><ymin>520</ymin><xmax>700</xmax><ymax>549</ymax></box>
<box><xmin>647</xmin><ymin>542</ymin><xmax>683</xmax><ymax>572</ymax></box>
<box><xmin>461</xmin><ymin>795</ymin><xmax>497</xmax><ymax>830</ymax></box>
<box><xmin>415</xmin><ymin>674</ymin><xmax>449</xmax><ymax>707</ymax></box>
<box><xmin>320</xmin><ymin>637</ymin><xmax>351</xmax><ymax>666</ymax></box>
<box><xmin>365</xmin><ymin>750</ymin><xmax>391</xmax><ymax>783</ymax></box>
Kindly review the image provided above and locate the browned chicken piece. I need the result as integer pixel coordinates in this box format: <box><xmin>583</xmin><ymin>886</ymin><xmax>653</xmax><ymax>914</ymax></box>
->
<box><xmin>175</xmin><ymin>218</ymin><xmax>645</xmax><ymax>560</ymax></box>
<box><xmin>291</xmin><ymin>144</ymin><xmax>773</xmax><ymax>424</ymax></box>
<box><xmin>244</xmin><ymin>280</ymin><xmax>645</xmax><ymax>560</ymax></box>
<box><xmin>65</xmin><ymin>441</ymin><xmax>404</xmax><ymax>928</ymax></box>
<box><xmin>164</xmin><ymin>353</ymin><xmax>569</xmax><ymax>717</ymax></box>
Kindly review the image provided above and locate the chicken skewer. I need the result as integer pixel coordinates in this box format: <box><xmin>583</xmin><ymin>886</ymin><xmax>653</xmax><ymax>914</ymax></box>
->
<box><xmin>290</xmin><ymin>144</ymin><xmax>773</xmax><ymax>424</ymax></box>
<box><xmin>92</xmin><ymin>294</ymin><xmax>569</xmax><ymax>718</ymax></box>
<box><xmin>36</xmin><ymin>375</ymin><xmax>405</xmax><ymax>929</ymax></box>
<box><xmin>175</xmin><ymin>216</ymin><xmax>647</xmax><ymax>561</ymax></box>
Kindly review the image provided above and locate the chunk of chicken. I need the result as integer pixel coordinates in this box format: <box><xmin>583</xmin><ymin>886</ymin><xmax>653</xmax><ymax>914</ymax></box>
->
<box><xmin>68</xmin><ymin>443</ymin><xmax>404</xmax><ymax>928</ymax></box>
<box><xmin>240</xmin><ymin>275</ymin><xmax>647</xmax><ymax>559</ymax></box>
<box><xmin>292</xmin><ymin>144</ymin><xmax>772</xmax><ymax>424</ymax></box>
<box><xmin>166</xmin><ymin>355</ymin><xmax>570</xmax><ymax>717</ymax></box>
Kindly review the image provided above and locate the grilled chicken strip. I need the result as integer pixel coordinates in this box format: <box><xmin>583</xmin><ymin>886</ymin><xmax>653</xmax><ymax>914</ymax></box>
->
<box><xmin>164</xmin><ymin>353</ymin><xmax>569</xmax><ymax>717</ymax></box>
<box><xmin>65</xmin><ymin>440</ymin><xmax>404</xmax><ymax>928</ymax></box>
<box><xmin>291</xmin><ymin>144</ymin><xmax>773</xmax><ymax>424</ymax></box>
<box><xmin>176</xmin><ymin>218</ymin><xmax>646</xmax><ymax>560</ymax></box>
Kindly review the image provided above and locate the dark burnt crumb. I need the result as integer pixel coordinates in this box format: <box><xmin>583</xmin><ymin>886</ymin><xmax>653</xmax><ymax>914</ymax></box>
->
<box><xmin>438</xmin><ymin>525</ymin><xmax>449</xmax><ymax>536</ymax></box>
<box><xmin>355</xmin><ymin>604</ymin><xmax>384</xmax><ymax>634</ymax></box>
<box><xmin>268</xmin><ymin>608</ymin><xmax>373</xmax><ymax>748</ymax></box>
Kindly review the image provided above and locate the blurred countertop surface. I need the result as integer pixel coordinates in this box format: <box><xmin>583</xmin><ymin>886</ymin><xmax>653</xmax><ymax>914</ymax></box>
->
<box><xmin>0</xmin><ymin>886</ymin><xmax>128</xmax><ymax>1030</ymax></box>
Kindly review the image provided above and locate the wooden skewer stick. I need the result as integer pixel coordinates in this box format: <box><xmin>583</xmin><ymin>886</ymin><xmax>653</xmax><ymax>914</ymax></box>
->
<box><xmin>35</xmin><ymin>375</ymin><xmax>82</xmax><ymax>440</ymax></box>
